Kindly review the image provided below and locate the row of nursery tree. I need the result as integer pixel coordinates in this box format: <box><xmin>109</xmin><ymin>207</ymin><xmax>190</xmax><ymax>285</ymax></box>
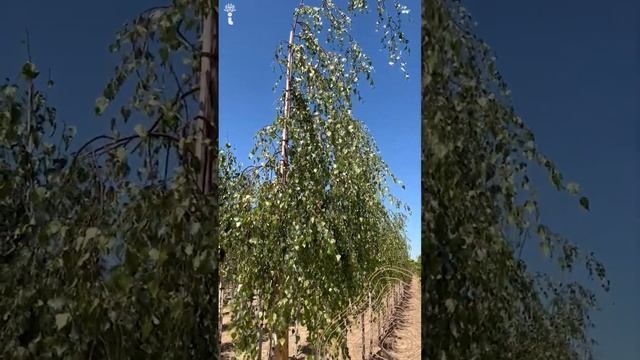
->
<box><xmin>0</xmin><ymin>0</ymin><xmax>608</xmax><ymax>359</ymax></box>
<box><xmin>219</xmin><ymin>0</ymin><xmax>415</xmax><ymax>358</ymax></box>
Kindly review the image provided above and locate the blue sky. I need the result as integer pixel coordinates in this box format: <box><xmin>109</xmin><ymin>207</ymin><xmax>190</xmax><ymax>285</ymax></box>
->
<box><xmin>464</xmin><ymin>0</ymin><xmax>640</xmax><ymax>358</ymax></box>
<box><xmin>219</xmin><ymin>0</ymin><xmax>421</xmax><ymax>259</ymax></box>
<box><xmin>0</xmin><ymin>0</ymin><xmax>160</xmax><ymax>148</ymax></box>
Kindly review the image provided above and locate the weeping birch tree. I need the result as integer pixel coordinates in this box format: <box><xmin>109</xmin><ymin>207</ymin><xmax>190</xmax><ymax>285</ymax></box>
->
<box><xmin>423</xmin><ymin>1</ymin><xmax>609</xmax><ymax>359</ymax></box>
<box><xmin>219</xmin><ymin>0</ymin><xmax>414</xmax><ymax>358</ymax></box>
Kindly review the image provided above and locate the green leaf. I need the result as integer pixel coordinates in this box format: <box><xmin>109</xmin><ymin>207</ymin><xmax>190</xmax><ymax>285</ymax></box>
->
<box><xmin>111</xmin><ymin>268</ymin><xmax>132</xmax><ymax>293</ymax></box>
<box><xmin>55</xmin><ymin>313</ymin><xmax>71</xmax><ymax>330</ymax></box>
<box><xmin>550</xmin><ymin>172</ymin><xmax>562</xmax><ymax>189</ymax></box>
<box><xmin>540</xmin><ymin>241</ymin><xmax>551</xmax><ymax>257</ymax></box>
<box><xmin>190</xmin><ymin>222</ymin><xmax>201</xmax><ymax>235</ymax></box>
<box><xmin>566</xmin><ymin>182</ymin><xmax>580</xmax><ymax>194</ymax></box>
<box><xmin>21</xmin><ymin>61</ymin><xmax>39</xmax><ymax>80</ymax></box>
<box><xmin>120</xmin><ymin>106</ymin><xmax>132</xmax><ymax>121</ymax></box>
<box><xmin>134</xmin><ymin>124</ymin><xmax>147</xmax><ymax>138</ymax></box>
<box><xmin>35</xmin><ymin>186</ymin><xmax>47</xmax><ymax>199</ymax></box>
<box><xmin>2</xmin><ymin>85</ymin><xmax>17</xmax><ymax>98</ymax></box>
<box><xmin>579</xmin><ymin>196</ymin><xmax>590</xmax><ymax>211</ymax></box>
<box><xmin>46</xmin><ymin>220</ymin><xmax>62</xmax><ymax>235</ymax></box>
<box><xmin>524</xmin><ymin>200</ymin><xmax>536</xmax><ymax>214</ymax></box>
<box><xmin>85</xmin><ymin>227</ymin><xmax>100</xmax><ymax>239</ymax></box>
<box><xmin>95</xmin><ymin>96</ymin><xmax>109</xmax><ymax>115</ymax></box>
<box><xmin>77</xmin><ymin>252</ymin><xmax>91</xmax><ymax>266</ymax></box>
<box><xmin>445</xmin><ymin>298</ymin><xmax>456</xmax><ymax>313</ymax></box>
<box><xmin>116</xmin><ymin>147</ymin><xmax>127</xmax><ymax>161</ymax></box>
<box><xmin>47</xmin><ymin>297</ymin><xmax>66</xmax><ymax>311</ymax></box>
<box><xmin>142</xmin><ymin>319</ymin><xmax>153</xmax><ymax>338</ymax></box>
<box><xmin>149</xmin><ymin>248</ymin><xmax>160</xmax><ymax>261</ymax></box>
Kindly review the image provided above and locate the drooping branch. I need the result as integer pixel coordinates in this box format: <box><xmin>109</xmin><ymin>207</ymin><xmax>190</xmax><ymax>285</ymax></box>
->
<box><xmin>176</xmin><ymin>19</ymin><xmax>198</xmax><ymax>51</ymax></box>
<box><xmin>71</xmin><ymin>135</ymin><xmax>115</xmax><ymax>166</ymax></box>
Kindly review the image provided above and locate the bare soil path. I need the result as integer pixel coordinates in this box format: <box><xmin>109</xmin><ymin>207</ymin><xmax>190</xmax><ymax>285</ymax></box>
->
<box><xmin>375</xmin><ymin>276</ymin><xmax>421</xmax><ymax>360</ymax></box>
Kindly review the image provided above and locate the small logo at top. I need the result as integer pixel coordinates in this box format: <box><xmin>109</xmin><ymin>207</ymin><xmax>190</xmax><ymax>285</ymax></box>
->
<box><xmin>224</xmin><ymin>3</ymin><xmax>236</xmax><ymax>25</ymax></box>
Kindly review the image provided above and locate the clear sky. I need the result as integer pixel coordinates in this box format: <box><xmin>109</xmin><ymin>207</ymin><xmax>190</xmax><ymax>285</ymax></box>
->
<box><xmin>219</xmin><ymin>0</ymin><xmax>421</xmax><ymax>259</ymax></box>
<box><xmin>0</xmin><ymin>0</ymin><xmax>166</xmax><ymax>159</ymax></box>
<box><xmin>464</xmin><ymin>0</ymin><xmax>640</xmax><ymax>358</ymax></box>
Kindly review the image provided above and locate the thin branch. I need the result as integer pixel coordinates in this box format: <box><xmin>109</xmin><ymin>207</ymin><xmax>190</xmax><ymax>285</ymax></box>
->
<box><xmin>90</xmin><ymin>136</ymin><xmax>138</xmax><ymax>159</ymax></box>
<box><xmin>129</xmin><ymin>88</ymin><xmax>197</xmax><ymax>156</ymax></box>
<box><xmin>134</xmin><ymin>69</ymin><xmax>147</xmax><ymax>89</ymax></box>
<box><xmin>178</xmin><ymin>85</ymin><xmax>200</xmax><ymax>103</ymax></box>
<box><xmin>169</xmin><ymin>65</ymin><xmax>200</xmax><ymax>110</ymax></box>
<box><xmin>163</xmin><ymin>144</ymin><xmax>171</xmax><ymax>185</ymax></box>
<box><xmin>176</xmin><ymin>19</ymin><xmax>197</xmax><ymax>51</ymax></box>
<box><xmin>200</xmin><ymin>51</ymin><xmax>215</xmax><ymax>60</ymax></box>
<box><xmin>71</xmin><ymin>136</ymin><xmax>115</xmax><ymax>167</ymax></box>
<box><xmin>240</xmin><ymin>164</ymin><xmax>266</xmax><ymax>177</ymax></box>
<box><xmin>169</xmin><ymin>63</ymin><xmax>186</xmax><ymax>108</ymax></box>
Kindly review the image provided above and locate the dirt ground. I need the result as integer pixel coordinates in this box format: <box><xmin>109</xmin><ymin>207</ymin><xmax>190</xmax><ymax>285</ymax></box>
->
<box><xmin>375</xmin><ymin>276</ymin><xmax>421</xmax><ymax>359</ymax></box>
<box><xmin>220</xmin><ymin>276</ymin><xmax>421</xmax><ymax>360</ymax></box>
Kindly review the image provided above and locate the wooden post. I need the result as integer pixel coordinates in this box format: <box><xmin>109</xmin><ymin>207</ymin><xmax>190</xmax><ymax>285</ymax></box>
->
<box><xmin>361</xmin><ymin>311</ymin><xmax>366</xmax><ymax>360</ymax></box>
<box><xmin>219</xmin><ymin>283</ymin><xmax>223</xmax><ymax>336</ymax></box>
<box><xmin>195</xmin><ymin>1</ymin><xmax>217</xmax><ymax>196</ymax></box>
<box><xmin>377</xmin><ymin>308</ymin><xmax>381</xmax><ymax>343</ymax></box>
<box><xmin>194</xmin><ymin>1</ymin><xmax>218</xmax><ymax>357</ymax></box>
<box><xmin>273</xmin><ymin>324</ymin><xmax>290</xmax><ymax>360</ymax></box>
<box><xmin>274</xmin><ymin>2</ymin><xmax>304</xmax><ymax>359</ymax></box>
<box><xmin>369</xmin><ymin>291</ymin><xmax>373</xmax><ymax>356</ymax></box>
<box><xmin>258</xmin><ymin>294</ymin><xmax>263</xmax><ymax>360</ymax></box>
<box><xmin>278</xmin><ymin>24</ymin><xmax>294</xmax><ymax>182</ymax></box>
<box><xmin>294</xmin><ymin>321</ymin><xmax>300</xmax><ymax>355</ymax></box>
<box><xmin>268</xmin><ymin>330</ymin><xmax>273</xmax><ymax>359</ymax></box>
<box><xmin>258</xmin><ymin>327</ymin><xmax>263</xmax><ymax>360</ymax></box>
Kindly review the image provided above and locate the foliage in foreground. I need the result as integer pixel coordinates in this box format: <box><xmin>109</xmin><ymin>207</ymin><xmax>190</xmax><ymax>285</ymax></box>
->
<box><xmin>423</xmin><ymin>1</ymin><xmax>609</xmax><ymax>359</ymax></box>
<box><xmin>1</xmin><ymin>1</ymin><xmax>219</xmax><ymax>358</ymax></box>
